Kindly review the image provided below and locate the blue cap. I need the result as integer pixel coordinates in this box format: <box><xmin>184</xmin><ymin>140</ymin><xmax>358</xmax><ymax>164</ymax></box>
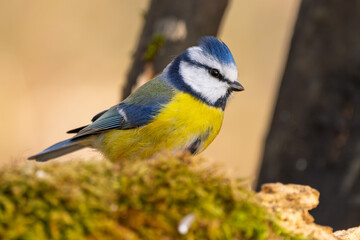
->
<box><xmin>198</xmin><ymin>36</ymin><xmax>236</xmax><ymax>65</ymax></box>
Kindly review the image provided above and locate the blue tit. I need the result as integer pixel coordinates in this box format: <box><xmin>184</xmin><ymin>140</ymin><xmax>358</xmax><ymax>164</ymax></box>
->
<box><xmin>29</xmin><ymin>36</ymin><xmax>244</xmax><ymax>162</ymax></box>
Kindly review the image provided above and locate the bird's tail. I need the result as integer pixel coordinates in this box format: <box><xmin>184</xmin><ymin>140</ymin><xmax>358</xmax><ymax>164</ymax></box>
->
<box><xmin>28</xmin><ymin>138</ymin><xmax>91</xmax><ymax>162</ymax></box>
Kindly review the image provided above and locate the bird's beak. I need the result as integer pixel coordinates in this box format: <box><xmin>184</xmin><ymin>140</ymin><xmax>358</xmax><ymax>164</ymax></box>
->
<box><xmin>229</xmin><ymin>81</ymin><xmax>244</xmax><ymax>92</ymax></box>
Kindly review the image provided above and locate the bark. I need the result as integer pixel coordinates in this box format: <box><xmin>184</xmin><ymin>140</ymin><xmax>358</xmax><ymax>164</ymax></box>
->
<box><xmin>122</xmin><ymin>0</ymin><xmax>229</xmax><ymax>99</ymax></box>
<box><xmin>257</xmin><ymin>0</ymin><xmax>360</xmax><ymax>230</ymax></box>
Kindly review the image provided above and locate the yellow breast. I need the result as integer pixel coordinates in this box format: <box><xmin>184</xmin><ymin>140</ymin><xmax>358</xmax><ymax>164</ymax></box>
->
<box><xmin>97</xmin><ymin>92</ymin><xmax>224</xmax><ymax>162</ymax></box>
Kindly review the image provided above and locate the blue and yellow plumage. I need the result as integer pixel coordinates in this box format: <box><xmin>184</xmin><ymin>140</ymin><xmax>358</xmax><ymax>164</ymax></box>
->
<box><xmin>29</xmin><ymin>36</ymin><xmax>244</xmax><ymax>162</ymax></box>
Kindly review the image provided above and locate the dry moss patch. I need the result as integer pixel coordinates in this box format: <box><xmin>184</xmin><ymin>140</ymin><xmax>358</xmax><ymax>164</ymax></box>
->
<box><xmin>0</xmin><ymin>155</ymin><xmax>304</xmax><ymax>240</ymax></box>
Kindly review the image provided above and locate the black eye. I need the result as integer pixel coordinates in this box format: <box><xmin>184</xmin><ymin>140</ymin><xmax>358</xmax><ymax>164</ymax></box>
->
<box><xmin>209</xmin><ymin>68</ymin><xmax>220</xmax><ymax>78</ymax></box>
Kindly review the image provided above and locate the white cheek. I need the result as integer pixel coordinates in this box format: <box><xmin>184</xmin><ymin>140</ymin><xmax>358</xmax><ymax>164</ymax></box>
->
<box><xmin>179</xmin><ymin>61</ymin><xmax>228</xmax><ymax>104</ymax></box>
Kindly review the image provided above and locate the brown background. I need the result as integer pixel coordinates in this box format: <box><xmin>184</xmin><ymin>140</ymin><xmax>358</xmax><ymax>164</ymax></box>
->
<box><xmin>0</xmin><ymin>0</ymin><xmax>300</xmax><ymax>179</ymax></box>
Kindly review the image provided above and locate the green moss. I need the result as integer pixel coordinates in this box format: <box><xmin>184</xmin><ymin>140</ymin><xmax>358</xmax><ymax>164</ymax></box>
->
<box><xmin>143</xmin><ymin>34</ymin><xmax>166</xmax><ymax>61</ymax></box>
<box><xmin>0</xmin><ymin>155</ymin><xmax>305</xmax><ymax>240</ymax></box>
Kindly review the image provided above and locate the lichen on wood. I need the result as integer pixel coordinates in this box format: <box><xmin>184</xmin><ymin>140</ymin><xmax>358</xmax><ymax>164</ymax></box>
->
<box><xmin>143</xmin><ymin>34</ymin><xmax>166</xmax><ymax>61</ymax></box>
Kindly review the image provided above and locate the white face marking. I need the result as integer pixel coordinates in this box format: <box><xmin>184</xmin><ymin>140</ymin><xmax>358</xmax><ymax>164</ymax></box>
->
<box><xmin>179</xmin><ymin>61</ymin><xmax>228</xmax><ymax>104</ymax></box>
<box><xmin>187</xmin><ymin>46</ymin><xmax>221</xmax><ymax>70</ymax></box>
<box><xmin>187</xmin><ymin>47</ymin><xmax>238</xmax><ymax>83</ymax></box>
<box><xmin>178</xmin><ymin>47</ymin><xmax>238</xmax><ymax>104</ymax></box>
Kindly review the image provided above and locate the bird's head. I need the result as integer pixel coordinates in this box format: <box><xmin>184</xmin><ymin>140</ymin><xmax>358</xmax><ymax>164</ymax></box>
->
<box><xmin>164</xmin><ymin>36</ymin><xmax>244</xmax><ymax>110</ymax></box>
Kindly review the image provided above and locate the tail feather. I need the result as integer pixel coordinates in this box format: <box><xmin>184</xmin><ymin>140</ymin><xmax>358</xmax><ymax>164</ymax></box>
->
<box><xmin>28</xmin><ymin>138</ymin><xmax>88</xmax><ymax>162</ymax></box>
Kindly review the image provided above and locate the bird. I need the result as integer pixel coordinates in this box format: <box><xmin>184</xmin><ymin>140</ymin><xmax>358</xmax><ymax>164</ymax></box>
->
<box><xmin>28</xmin><ymin>36</ymin><xmax>244</xmax><ymax>162</ymax></box>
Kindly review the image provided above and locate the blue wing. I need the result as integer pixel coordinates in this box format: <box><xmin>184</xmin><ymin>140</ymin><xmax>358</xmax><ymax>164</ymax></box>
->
<box><xmin>71</xmin><ymin>76</ymin><xmax>174</xmax><ymax>139</ymax></box>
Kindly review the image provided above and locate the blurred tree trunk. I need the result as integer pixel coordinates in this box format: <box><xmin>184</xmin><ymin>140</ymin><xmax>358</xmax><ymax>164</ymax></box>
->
<box><xmin>257</xmin><ymin>0</ymin><xmax>360</xmax><ymax>230</ymax></box>
<box><xmin>121</xmin><ymin>0</ymin><xmax>229</xmax><ymax>99</ymax></box>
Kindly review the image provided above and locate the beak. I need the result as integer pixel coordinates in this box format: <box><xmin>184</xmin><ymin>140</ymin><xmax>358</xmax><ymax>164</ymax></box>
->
<box><xmin>229</xmin><ymin>81</ymin><xmax>245</xmax><ymax>92</ymax></box>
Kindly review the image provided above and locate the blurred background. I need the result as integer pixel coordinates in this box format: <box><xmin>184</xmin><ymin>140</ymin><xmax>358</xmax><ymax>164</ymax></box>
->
<box><xmin>0</xmin><ymin>0</ymin><xmax>299</xmax><ymax>178</ymax></box>
<box><xmin>2</xmin><ymin>0</ymin><xmax>359</xmax><ymax>230</ymax></box>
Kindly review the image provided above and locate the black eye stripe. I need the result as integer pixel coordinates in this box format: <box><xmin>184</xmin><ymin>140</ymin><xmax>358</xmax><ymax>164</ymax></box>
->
<box><xmin>204</xmin><ymin>66</ymin><xmax>232</xmax><ymax>84</ymax></box>
<box><xmin>182</xmin><ymin>54</ymin><xmax>233</xmax><ymax>84</ymax></box>
<box><xmin>205</xmin><ymin>66</ymin><xmax>233</xmax><ymax>85</ymax></box>
<box><xmin>208</xmin><ymin>68</ymin><xmax>223</xmax><ymax>81</ymax></box>
<box><xmin>209</xmin><ymin>68</ymin><xmax>220</xmax><ymax>78</ymax></box>
<box><xmin>192</xmin><ymin>62</ymin><xmax>230</xmax><ymax>82</ymax></box>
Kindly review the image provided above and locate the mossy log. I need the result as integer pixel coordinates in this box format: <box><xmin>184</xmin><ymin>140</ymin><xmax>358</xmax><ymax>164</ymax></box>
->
<box><xmin>0</xmin><ymin>155</ymin><xmax>306</xmax><ymax>240</ymax></box>
<box><xmin>4</xmin><ymin>154</ymin><xmax>359</xmax><ymax>239</ymax></box>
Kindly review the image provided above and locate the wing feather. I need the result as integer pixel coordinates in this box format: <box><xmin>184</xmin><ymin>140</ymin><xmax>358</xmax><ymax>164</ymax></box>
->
<box><xmin>72</xmin><ymin>76</ymin><xmax>174</xmax><ymax>139</ymax></box>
